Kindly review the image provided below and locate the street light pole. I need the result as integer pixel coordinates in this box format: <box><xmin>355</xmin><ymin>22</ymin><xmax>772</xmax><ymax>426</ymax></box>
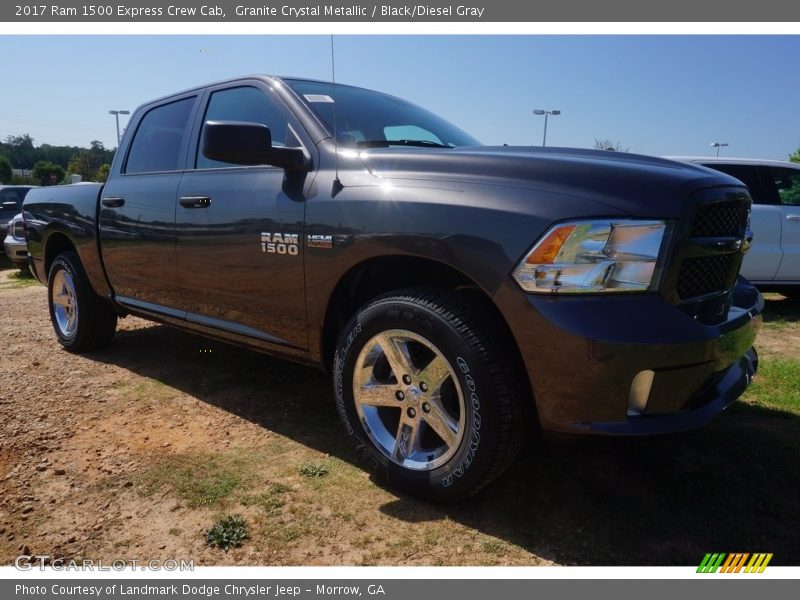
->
<box><xmin>533</xmin><ymin>109</ymin><xmax>561</xmax><ymax>147</ymax></box>
<box><xmin>109</xmin><ymin>110</ymin><xmax>130</xmax><ymax>146</ymax></box>
<box><xmin>711</xmin><ymin>142</ymin><xmax>729</xmax><ymax>157</ymax></box>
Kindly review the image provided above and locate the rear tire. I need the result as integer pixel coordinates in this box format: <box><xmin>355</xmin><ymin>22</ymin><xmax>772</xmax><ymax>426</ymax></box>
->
<box><xmin>333</xmin><ymin>287</ymin><xmax>529</xmax><ymax>501</ymax></box>
<box><xmin>47</xmin><ymin>251</ymin><xmax>117</xmax><ymax>352</ymax></box>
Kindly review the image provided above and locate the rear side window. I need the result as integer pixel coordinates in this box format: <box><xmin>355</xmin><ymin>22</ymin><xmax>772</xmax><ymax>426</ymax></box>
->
<box><xmin>196</xmin><ymin>86</ymin><xmax>293</xmax><ymax>169</ymax></box>
<box><xmin>764</xmin><ymin>166</ymin><xmax>800</xmax><ymax>206</ymax></box>
<box><xmin>701</xmin><ymin>163</ymin><xmax>770</xmax><ymax>205</ymax></box>
<box><xmin>126</xmin><ymin>97</ymin><xmax>196</xmax><ymax>174</ymax></box>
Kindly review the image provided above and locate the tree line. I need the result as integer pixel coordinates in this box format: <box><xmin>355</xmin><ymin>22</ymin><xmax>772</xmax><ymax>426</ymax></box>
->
<box><xmin>0</xmin><ymin>134</ymin><xmax>115</xmax><ymax>186</ymax></box>
<box><xmin>2</xmin><ymin>132</ymin><xmax>799</xmax><ymax>187</ymax></box>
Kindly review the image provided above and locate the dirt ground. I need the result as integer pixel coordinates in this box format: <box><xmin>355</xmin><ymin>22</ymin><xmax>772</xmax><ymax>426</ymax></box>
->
<box><xmin>1</xmin><ymin>267</ymin><xmax>799</xmax><ymax>566</ymax></box>
<box><xmin>0</xmin><ymin>269</ymin><xmax>551</xmax><ymax>567</ymax></box>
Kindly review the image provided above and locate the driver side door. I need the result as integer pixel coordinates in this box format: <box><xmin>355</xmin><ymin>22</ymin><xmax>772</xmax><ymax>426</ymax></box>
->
<box><xmin>174</xmin><ymin>82</ymin><xmax>312</xmax><ymax>349</ymax></box>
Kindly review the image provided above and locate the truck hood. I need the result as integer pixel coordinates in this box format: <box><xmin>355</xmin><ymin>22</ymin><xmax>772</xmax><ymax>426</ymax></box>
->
<box><xmin>354</xmin><ymin>146</ymin><xmax>743</xmax><ymax>219</ymax></box>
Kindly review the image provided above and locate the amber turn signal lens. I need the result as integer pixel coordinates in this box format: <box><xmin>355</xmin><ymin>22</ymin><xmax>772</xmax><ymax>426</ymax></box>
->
<box><xmin>525</xmin><ymin>225</ymin><xmax>575</xmax><ymax>264</ymax></box>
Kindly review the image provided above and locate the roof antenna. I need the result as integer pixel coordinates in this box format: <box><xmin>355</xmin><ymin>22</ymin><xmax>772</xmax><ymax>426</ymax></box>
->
<box><xmin>330</xmin><ymin>35</ymin><xmax>344</xmax><ymax>196</ymax></box>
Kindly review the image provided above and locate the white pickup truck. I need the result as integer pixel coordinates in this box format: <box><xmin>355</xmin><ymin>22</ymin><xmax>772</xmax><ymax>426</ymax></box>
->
<box><xmin>670</xmin><ymin>157</ymin><xmax>800</xmax><ymax>297</ymax></box>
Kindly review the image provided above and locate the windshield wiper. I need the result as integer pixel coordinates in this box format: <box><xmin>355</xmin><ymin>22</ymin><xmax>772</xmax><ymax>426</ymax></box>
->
<box><xmin>355</xmin><ymin>139</ymin><xmax>452</xmax><ymax>149</ymax></box>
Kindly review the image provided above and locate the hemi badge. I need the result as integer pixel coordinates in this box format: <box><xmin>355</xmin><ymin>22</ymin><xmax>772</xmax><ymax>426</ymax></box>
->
<box><xmin>307</xmin><ymin>234</ymin><xmax>333</xmax><ymax>249</ymax></box>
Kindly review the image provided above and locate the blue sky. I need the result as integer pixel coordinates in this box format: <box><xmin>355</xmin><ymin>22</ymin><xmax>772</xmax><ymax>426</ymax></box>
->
<box><xmin>1</xmin><ymin>35</ymin><xmax>797</xmax><ymax>160</ymax></box>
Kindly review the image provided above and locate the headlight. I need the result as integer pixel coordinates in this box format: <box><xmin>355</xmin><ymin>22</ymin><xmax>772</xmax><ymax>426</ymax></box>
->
<box><xmin>11</xmin><ymin>219</ymin><xmax>25</xmax><ymax>240</ymax></box>
<box><xmin>512</xmin><ymin>219</ymin><xmax>667</xmax><ymax>293</ymax></box>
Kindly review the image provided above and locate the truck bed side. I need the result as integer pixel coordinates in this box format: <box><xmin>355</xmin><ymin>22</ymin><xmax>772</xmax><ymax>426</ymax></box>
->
<box><xmin>23</xmin><ymin>183</ymin><xmax>113</xmax><ymax>298</ymax></box>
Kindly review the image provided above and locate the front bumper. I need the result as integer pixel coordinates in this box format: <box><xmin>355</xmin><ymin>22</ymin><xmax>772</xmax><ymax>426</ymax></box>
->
<box><xmin>493</xmin><ymin>276</ymin><xmax>763</xmax><ymax>435</ymax></box>
<box><xmin>3</xmin><ymin>235</ymin><xmax>28</xmax><ymax>267</ymax></box>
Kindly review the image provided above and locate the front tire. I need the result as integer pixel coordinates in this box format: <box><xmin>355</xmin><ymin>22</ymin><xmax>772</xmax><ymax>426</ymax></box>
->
<box><xmin>333</xmin><ymin>288</ymin><xmax>529</xmax><ymax>501</ymax></box>
<box><xmin>47</xmin><ymin>251</ymin><xmax>117</xmax><ymax>352</ymax></box>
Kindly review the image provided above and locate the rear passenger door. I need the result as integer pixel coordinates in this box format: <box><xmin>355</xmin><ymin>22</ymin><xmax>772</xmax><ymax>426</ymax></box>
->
<box><xmin>173</xmin><ymin>82</ymin><xmax>311</xmax><ymax>349</ymax></box>
<box><xmin>699</xmin><ymin>162</ymin><xmax>782</xmax><ymax>282</ymax></box>
<box><xmin>762</xmin><ymin>165</ymin><xmax>800</xmax><ymax>281</ymax></box>
<box><xmin>100</xmin><ymin>94</ymin><xmax>199</xmax><ymax>314</ymax></box>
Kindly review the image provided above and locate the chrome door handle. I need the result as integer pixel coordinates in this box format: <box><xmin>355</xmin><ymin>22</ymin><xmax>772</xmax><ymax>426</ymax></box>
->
<box><xmin>101</xmin><ymin>197</ymin><xmax>125</xmax><ymax>208</ymax></box>
<box><xmin>786</xmin><ymin>215</ymin><xmax>800</xmax><ymax>221</ymax></box>
<box><xmin>179</xmin><ymin>196</ymin><xmax>211</xmax><ymax>208</ymax></box>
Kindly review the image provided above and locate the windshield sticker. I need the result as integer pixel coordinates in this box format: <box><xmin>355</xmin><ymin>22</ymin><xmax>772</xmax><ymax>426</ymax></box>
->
<box><xmin>304</xmin><ymin>94</ymin><xmax>335</xmax><ymax>103</ymax></box>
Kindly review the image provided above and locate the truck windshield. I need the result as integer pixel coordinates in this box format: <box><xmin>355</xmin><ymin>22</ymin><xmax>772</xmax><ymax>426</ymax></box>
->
<box><xmin>283</xmin><ymin>79</ymin><xmax>481</xmax><ymax>148</ymax></box>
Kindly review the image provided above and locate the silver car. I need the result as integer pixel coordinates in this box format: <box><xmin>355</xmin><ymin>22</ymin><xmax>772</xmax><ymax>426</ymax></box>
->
<box><xmin>3</xmin><ymin>213</ymin><xmax>28</xmax><ymax>269</ymax></box>
<box><xmin>668</xmin><ymin>157</ymin><xmax>800</xmax><ymax>297</ymax></box>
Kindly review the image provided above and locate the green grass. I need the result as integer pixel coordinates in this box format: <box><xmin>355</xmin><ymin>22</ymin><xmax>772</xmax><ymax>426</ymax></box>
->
<box><xmin>138</xmin><ymin>452</ymin><xmax>254</xmax><ymax>508</ymax></box>
<box><xmin>2</xmin><ymin>267</ymin><xmax>39</xmax><ymax>288</ymax></box>
<box><xmin>743</xmin><ymin>357</ymin><xmax>800</xmax><ymax>414</ymax></box>
<box><xmin>480</xmin><ymin>539</ymin><xmax>507</xmax><ymax>556</ymax></box>
<box><xmin>205</xmin><ymin>515</ymin><xmax>249</xmax><ymax>552</ymax></box>
<box><xmin>240</xmin><ymin>486</ymin><xmax>288</xmax><ymax>514</ymax></box>
<box><xmin>298</xmin><ymin>462</ymin><xmax>330</xmax><ymax>478</ymax></box>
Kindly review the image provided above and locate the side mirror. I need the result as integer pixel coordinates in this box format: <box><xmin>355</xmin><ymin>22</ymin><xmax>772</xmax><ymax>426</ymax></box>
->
<box><xmin>202</xmin><ymin>121</ymin><xmax>307</xmax><ymax>170</ymax></box>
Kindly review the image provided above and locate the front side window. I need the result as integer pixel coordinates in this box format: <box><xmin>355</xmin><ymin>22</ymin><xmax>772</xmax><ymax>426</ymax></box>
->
<box><xmin>767</xmin><ymin>167</ymin><xmax>800</xmax><ymax>206</ymax></box>
<box><xmin>126</xmin><ymin>97</ymin><xmax>196</xmax><ymax>174</ymax></box>
<box><xmin>197</xmin><ymin>86</ymin><xmax>292</xmax><ymax>169</ymax></box>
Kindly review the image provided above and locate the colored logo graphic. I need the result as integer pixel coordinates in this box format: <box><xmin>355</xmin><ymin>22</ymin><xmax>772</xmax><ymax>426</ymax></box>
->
<box><xmin>697</xmin><ymin>553</ymin><xmax>773</xmax><ymax>573</ymax></box>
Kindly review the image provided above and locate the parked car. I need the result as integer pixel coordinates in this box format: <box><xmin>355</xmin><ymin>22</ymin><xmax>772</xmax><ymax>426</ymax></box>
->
<box><xmin>3</xmin><ymin>213</ymin><xmax>28</xmax><ymax>268</ymax></box>
<box><xmin>668</xmin><ymin>157</ymin><xmax>800</xmax><ymax>296</ymax></box>
<box><xmin>0</xmin><ymin>185</ymin><xmax>35</xmax><ymax>236</ymax></box>
<box><xmin>23</xmin><ymin>76</ymin><xmax>762</xmax><ymax>500</ymax></box>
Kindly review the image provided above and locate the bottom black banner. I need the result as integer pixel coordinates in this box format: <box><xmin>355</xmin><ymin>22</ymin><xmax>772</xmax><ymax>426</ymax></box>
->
<box><xmin>2</xmin><ymin>579</ymin><xmax>794</xmax><ymax>600</ymax></box>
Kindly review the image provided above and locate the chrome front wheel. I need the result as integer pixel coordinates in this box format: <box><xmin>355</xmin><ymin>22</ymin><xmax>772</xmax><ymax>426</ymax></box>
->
<box><xmin>353</xmin><ymin>329</ymin><xmax>465</xmax><ymax>471</ymax></box>
<box><xmin>334</xmin><ymin>289</ymin><xmax>529</xmax><ymax>501</ymax></box>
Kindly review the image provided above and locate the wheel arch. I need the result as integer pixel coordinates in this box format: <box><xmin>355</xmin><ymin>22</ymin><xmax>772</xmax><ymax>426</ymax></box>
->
<box><xmin>43</xmin><ymin>231</ymin><xmax>77</xmax><ymax>275</ymax></box>
<box><xmin>42</xmin><ymin>229</ymin><xmax>113</xmax><ymax>299</ymax></box>
<box><xmin>319</xmin><ymin>254</ymin><xmax>536</xmax><ymax>424</ymax></box>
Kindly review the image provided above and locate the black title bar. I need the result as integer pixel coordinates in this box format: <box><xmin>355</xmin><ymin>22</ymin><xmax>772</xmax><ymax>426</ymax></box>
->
<box><xmin>4</xmin><ymin>1</ymin><xmax>800</xmax><ymax>22</ymax></box>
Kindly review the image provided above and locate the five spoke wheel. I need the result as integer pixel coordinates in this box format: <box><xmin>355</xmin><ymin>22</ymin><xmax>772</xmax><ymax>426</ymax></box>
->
<box><xmin>51</xmin><ymin>268</ymin><xmax>79</xmax><ymax>339</ymax></box>
<box><xmin>353</xmin><ymin>329</ymin><xmax>464</xmax><ymax>471</ymax></box>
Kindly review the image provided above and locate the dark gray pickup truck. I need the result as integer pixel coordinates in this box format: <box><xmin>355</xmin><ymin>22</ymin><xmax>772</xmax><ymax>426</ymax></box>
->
<box><xmin>23</xmin><ymin>75</ymin><xmax>762</xmax><ymax>500</ymax></box>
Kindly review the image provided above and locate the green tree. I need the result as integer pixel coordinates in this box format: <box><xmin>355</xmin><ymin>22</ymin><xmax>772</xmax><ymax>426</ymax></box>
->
<box><xmin>38</xmin><ymin>143</ymin><xmax>82</xmax><ymax>168</ymax></box>
<box><xmin>66</xmin><ymin>152</ymin><xmax>92</xmax><ymax>181</ymax></box>
<box><xmin>4</xmin><ymin>134</ymin><xmax>36</xmax><ymax>168</ymax></box>
<box><xmin>95</xmin><ymin>163</ymin><xmax>111</xmax><ymax>182</ymax></box>
<box><xmin>32</xmin><ymin>160</ymin><xmax>65</xmax><ymax>186</ymax></box>
<box><xmin>67</xmin><ymin>141</ymin><xmax>112</xmax><ymax>182</ymax></box>
<box><xmin>0</xmin><ymin>155</ymin><xmax>11</xmax><ymax>183</ymax></box>
<box><xmin>0</xmin><ymin>134</ymin><xmax>115</xmax><ymax>171</ymax></box>
<box><xmin>789</xmin><ymin>148</ymin><xmax>800</xmax><ymax>164</ymax></box>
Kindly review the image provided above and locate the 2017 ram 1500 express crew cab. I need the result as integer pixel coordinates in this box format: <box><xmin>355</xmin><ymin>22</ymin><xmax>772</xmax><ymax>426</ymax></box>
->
<box><xmin>23</xmin><ymin>76</ymin><xmax>762</xmax><ymax>499</ymax></box>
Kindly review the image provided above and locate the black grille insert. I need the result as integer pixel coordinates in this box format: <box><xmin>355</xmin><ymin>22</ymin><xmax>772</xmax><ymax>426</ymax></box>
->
<box><xmin>690</xmin><ymin>199</ymin><xmax>749</xmax><ymax>238</ymax></box>
<box><xmin>676</xmin><ymin>254</ymin><xmax>736</xmax><ymax>300</ymax></box>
